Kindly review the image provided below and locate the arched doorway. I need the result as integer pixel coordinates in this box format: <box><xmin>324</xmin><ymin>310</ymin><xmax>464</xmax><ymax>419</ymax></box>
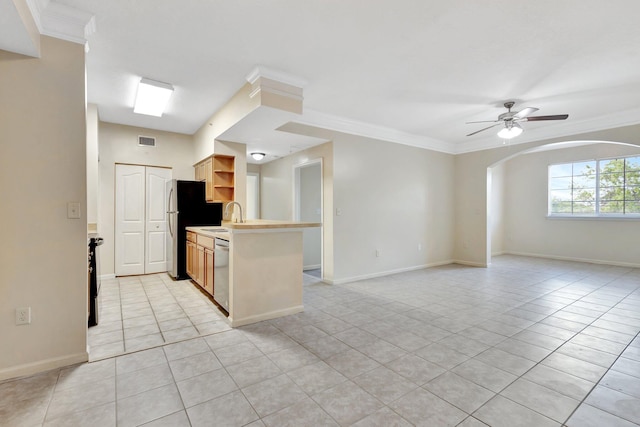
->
<box><xmin>486</xmin><ymin>140</ymin><xmax>640</xmax><ymax>265</ymax></box>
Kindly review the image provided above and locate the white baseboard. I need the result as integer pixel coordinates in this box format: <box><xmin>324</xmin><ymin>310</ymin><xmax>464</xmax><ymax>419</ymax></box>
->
<box><xmin>100</xmin><ymin>273</ymin><xmax>116</xmax><ymax>280</ymax></box>
<box><xmin>303</xmin><ymin>264</ymin><xmax>321</xmax><ymax>271</ymax></box>
<box><xmin>327</xmin><ymin>260</ymin><xmax>455</xmax><ymax>285</ymax></box>
<box><xmin>0</xmin><ymin>351</ymin><xmax>88</xmax><ymax>382</ymax></box>
<box><xmin>228</xmin><ymin>305</ymin><xmax>304</xmax><ymax>327</ymax></box>
<box><xmin>504</xmin><ymin>251</ymin><xmax>640</xmax><ymax>268</ymax></box>
<box><xmin>452</xmin><ymin>259</ymin><xmax>489</xmax><ymax>267</ymax></box>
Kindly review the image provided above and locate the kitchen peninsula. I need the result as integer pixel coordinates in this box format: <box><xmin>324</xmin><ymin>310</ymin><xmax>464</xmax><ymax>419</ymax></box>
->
<box><xmin>186</xmin><ymin>220</ymin><xmax>321</xmax><ymax>327</ymax></box>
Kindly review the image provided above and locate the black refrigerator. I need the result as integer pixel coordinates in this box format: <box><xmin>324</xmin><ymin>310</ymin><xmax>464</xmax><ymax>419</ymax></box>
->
<box><xmin>166</xmin><ymin>180</ymin><xmax>222</xmax><ymax>279</ymax></box>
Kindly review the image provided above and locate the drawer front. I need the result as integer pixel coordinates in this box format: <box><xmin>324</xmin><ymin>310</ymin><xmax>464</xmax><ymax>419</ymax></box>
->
<box><xmin>197</xmin><ymin>234</ymin><xmax>215</xmax><ymax>250</ymax></box>
<box><xmin>186</xmin><ymin>231</ymin><xmax>197</xmax><ymax>243</ymax></box>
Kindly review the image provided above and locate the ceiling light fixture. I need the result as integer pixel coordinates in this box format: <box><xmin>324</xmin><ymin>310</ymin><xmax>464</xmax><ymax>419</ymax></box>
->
<box><xmin>251</xmin><ymin>152</ymin><xmax>265</xmax><ymax>161</ymax></box>
<box><xmin>497</xmin><ymin>122</ymin><xmax>523</xmax><ymax>139</ymax></box>
<box><xmin>133</xmin><ymin>78</ymin><xmax>174</xmax><ymax>117</ymax></box>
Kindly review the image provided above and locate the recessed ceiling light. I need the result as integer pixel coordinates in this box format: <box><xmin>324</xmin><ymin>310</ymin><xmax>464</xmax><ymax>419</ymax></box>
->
<box><xmin>133</xmin><ymin>78</ymin><xmax>174</xmax><ymax>117</ymax></box>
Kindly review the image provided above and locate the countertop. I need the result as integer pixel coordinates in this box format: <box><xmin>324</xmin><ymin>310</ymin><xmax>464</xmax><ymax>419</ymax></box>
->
<box><xmin>185</xmin><ymin>226</ymin><xmax>230</xmax><ymax>239</ymax></box>
<box><xmin>187</xmin><ymin>220</ymin><xmax>320</xmax><ymax>238</ymax></box>
<box><xmin>221</xmin><ymin>220</ymin><xmax>321</xmax><ymax>230</ymax></box>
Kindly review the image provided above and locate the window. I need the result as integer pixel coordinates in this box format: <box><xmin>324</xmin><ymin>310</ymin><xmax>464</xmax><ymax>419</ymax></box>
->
<box><xmin>549</xmin><ymin>155</ymin><xmax>640</xmax><ymax>217</ymax></box>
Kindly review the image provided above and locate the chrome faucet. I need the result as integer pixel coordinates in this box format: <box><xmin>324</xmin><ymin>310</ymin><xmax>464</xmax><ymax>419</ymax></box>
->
<box><xmin>224</xmin><ymin>201</ymin><xmax>244</xmax><ymax>223</ymax></box>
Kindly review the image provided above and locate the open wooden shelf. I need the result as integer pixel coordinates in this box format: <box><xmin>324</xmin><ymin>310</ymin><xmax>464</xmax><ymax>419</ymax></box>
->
<box><xmin>194</xmin><ymin>154</ymin><xmax>236</xmax><ymax>203</ymax></box>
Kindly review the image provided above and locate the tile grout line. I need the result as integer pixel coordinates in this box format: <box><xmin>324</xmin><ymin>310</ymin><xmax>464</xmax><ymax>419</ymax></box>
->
<box><xmin>560</xmin><ymin>325</ymin><xmax>640</xmax><ymax>425</ymax></box>
<box><xmin>468</xmin><ymin>273</ymin><xmax>640</xmax><ymax>425</ymax></box>
<box><xmin>160</xmin><ymin>344</ymin><xmax>192</xmax><ymax>427</ymax></box>
<box><xmin>395</xmin><ymin>270</ymin><xmax>631</xmax><ymax>425</ymax></box>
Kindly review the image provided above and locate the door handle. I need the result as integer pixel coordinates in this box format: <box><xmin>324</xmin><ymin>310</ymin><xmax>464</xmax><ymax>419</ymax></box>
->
<box><xmin>167</xmin><ymin>187</ymin><xmax>174</xmax><ymax>238</ymax></box>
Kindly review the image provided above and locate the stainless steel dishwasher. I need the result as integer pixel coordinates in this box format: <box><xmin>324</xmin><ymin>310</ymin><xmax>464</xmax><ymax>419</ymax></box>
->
<box><xmin>213</xmin><ymin>237</ymin><xmax>230</xmax><ymax>312</ymax></box>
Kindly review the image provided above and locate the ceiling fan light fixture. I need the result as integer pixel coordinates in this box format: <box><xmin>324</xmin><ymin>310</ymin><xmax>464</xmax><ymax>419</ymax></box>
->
<box><xmin>251</xmin><ymin>152</ymin><xmax>266</xmax><ymax>161</ymax></box>
<box><xmin>497</xmin><ymin>123</ymin><xmax>523</xmax><ymax>139</ymax></box>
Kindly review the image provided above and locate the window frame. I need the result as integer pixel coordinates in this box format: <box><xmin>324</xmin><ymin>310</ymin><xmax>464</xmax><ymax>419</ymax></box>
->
<box><xmin>548</xmin><ymin>154</ymin><xmax>640</xmax><ymax>219</ymax></box>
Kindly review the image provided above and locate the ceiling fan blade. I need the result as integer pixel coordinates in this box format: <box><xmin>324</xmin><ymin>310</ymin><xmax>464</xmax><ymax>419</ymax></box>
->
<box><xmin>513</xmin><ymin>107</ymin><xmax>539</xmax><ymax>119</ymax></box>
<box><xmin>466</xmin><ymin>120</ymin><xmax>500</xmax><ymax>124</ymax></box>
<box><xmin>524</xmin><ymin>114</ymin><xmax>569</xmax><ymax>121</ymax></box>
<box><xmin>467</xmin><ymin>123</ymin><xmax>501</xmax><ymax>137</ymax></box>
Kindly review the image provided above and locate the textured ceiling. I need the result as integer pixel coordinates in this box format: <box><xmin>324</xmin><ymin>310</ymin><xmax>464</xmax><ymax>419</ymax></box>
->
<box><xmin>46</xmin><ymin>0</ymin><xmax>640</xmax><ymax>154</ymax></box>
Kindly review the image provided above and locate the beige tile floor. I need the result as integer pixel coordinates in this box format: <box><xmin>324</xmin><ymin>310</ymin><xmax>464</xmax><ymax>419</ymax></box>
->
<box><xmin>88</xmin><ymin>273</ymin><xmax>231</xmax><ymax>361</ymax></box>
<box><xmin>1</xmin><ymin>255</ymin><xmax>640</xmax><ymax>426</ymax></box>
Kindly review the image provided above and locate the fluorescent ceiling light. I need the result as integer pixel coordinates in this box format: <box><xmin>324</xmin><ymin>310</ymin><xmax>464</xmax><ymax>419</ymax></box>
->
<box><xmin>133</xmin><ymin>78</ymin><xmax>174</xmax><ymax>117</ymax></box>
<box><xmin>497</xmin><ymin>122</ymin><xmax>523</xmax><ymax>139</ymax></box>
<box><xmin>251</xmin><ymin>152</ymin><xmax>265</xmax><ymax>161</ymax></box>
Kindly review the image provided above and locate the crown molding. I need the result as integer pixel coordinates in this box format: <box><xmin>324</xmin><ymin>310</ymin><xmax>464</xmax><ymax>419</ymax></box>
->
<box><xmin>246</xmin><ymin>65</ymin><xmax>308</xmax><ymax>89</ymax></box>
<box><xmin>248</xmin><ymin>77</ymin><xmax>304</xmax><ymax>102</ymax></box>
<box><xmin>25</xmin><ymin>0</ymin><xmax>46</xmax><ymax>32</ymax></box>
<box><xmin>294</xmin><ymin>109</ymin><xmax>456</xmax><ymax>154</ymax></box>
<box><xmin>293</xmin><ymin>107</ymin><xmax>640</xmax><ymax>156</ymax></box>
<box><xmin>26</xmin><ymin>0</ymin><xmax>95</xmax><ymax>46</ymax></box>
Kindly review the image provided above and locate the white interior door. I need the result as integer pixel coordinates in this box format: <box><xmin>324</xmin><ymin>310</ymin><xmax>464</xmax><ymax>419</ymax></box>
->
<box><xmin>115</xmin><ymin>164</ymin><xmax>145</xmax><ymax>276</ymax></box>
<box><xmin>145</xmin><ymin>167</ymin><xmax>172</xmax><ymax>273</ymax></box>
<box><xmin>115</xmin><ymin>164</ymin><xmax>172</xmax><ymax>276</ymax></box>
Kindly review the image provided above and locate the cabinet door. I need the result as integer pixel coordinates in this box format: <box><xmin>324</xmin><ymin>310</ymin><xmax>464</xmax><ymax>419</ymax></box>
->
<box><xmin>194</xmin><ymin>162</ymin><xmax>205</xmax><ymax>182</ymax></box>
<box><xmin>204</xmin><ymin>248</ymin><xmax>214</xmax><ymax>295</ymax></box>
<box><xmin>204</xmin><ymin>158</ymin><xmax>213</xmax><ymax>202</ymax></box>
<box><xmin>196</xmin><ymin>244</ymin><xmax>205</xmax><ymax>286</ymax></box>
<box><xmin>186</xmin><ymin>241</ymin><xmax>196</xmax><ymax>279</ymax></box>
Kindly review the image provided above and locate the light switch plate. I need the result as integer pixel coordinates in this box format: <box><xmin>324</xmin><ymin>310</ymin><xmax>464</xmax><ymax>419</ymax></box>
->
<box><xmin>67</xmin><ymin>202</ymin><xmax>81</xmax><ymax>219</ymax></box>
<box><xmin>16</xmin><ymin>307</ymin><xmax>31</xmax><ymax>325</ymax></box>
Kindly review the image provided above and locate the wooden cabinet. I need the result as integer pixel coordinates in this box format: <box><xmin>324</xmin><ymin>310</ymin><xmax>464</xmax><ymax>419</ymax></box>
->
<box><xmin>186</xmin><ymin>240</ymin><xmax>196</xmax><ymax>279</ymax></box>
<box><xmin>186</xmin><ymin>232</ymin><xmax>197</xmax><ymax>278</ymax></box>
<box><xmin>195</xmin><ymin>162</ymin><xmax>206</xmax><ymax>182</ymax></box>
<box><xmin>204</xmin><ymin>157</ymin><xmax>213</xmax><ymax>201</ymax></box>
<box><xmin>196</xmin><ymin>245</ymin><xmax>205</xmax><ymax>285</ymax></box>
<box><xmin>193</xmin><ymin>154</ymin><xmax>235</xmax><ymax>203</ymax></box>
<box><xmin>186</xmin><ymin>231</ymin><xmax>215</xmax><ymax>296</ymax></box>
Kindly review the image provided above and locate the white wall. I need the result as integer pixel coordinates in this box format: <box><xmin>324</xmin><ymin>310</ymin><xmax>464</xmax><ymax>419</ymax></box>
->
<box><xmin>489</xmin><ymin>162</ymin><xmax>505</xmax><ymax>256</ymax></box>
<box><xmin>0</xmin><ymin>37</ymin><xmax>88</xmax><ymax>380</ymax></box>
<box><xmin>192</xmin><ymin>83</ymin><xmax>259</xmax><ymax>162</ymax></box>
<box><xmin>98</xmin><ymin>122</ymin><xmax>195</xmax><ymax>276</ymax></box>
<box><xmin>503</xmin><ymin>143</ymin><xmax>640</xmax><ymax>266</ymax></box>
<box><xmin>333</xmin><ymin>134</ymin><xmax>455</xmax><ymax>283</ymax></box>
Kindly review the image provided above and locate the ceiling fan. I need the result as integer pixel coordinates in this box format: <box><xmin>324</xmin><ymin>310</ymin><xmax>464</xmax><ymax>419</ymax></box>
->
<box><xmin>466</xmin><ymin>101</ymin><xmax>569</xmax><ymax>139</ymax></box>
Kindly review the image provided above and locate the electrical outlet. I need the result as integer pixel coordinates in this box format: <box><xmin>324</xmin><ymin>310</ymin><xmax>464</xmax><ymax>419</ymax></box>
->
<box><xmin>16</xmin><ymin>307</ymin><xmax>31</xmax><ymax>325</ymax></box>
<box><xmin>418</xmin><ymin>243</ymin><xmax>422</xmax><ymax>251</ymax></box>
<box><xmin>375</xmin><ymin>249</ymin><xmax>381</xmax><ymax>257</ymax></box>
<box><xmin>336</xmin><ymin>208</ymin><xmax>342</xmax><ymax>216</ymax></box>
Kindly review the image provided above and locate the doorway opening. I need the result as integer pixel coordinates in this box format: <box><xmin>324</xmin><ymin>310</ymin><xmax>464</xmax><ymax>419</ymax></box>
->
<box><xmin>293</xmin><ymin>159</ymin><xmax>323</xmax><ymax>279</ymax></box>
<box><xmin>246</xmin><ymin>172</ymin><xmax>260</xmax><ymax>220</ymax></box>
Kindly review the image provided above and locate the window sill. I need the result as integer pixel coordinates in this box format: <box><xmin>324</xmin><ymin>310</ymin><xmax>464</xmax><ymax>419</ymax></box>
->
<box><xmin>547</xmin><ymin>215</ymin><xmax>640</xmax><ymax>221</ymax></box>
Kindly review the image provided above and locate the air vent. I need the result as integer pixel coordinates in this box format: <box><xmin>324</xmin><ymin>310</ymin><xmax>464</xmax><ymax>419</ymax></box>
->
<box><xmin>138</xmin><ymin>136</ymin><xmax>156</xmax><ymax>147</ymax></box>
